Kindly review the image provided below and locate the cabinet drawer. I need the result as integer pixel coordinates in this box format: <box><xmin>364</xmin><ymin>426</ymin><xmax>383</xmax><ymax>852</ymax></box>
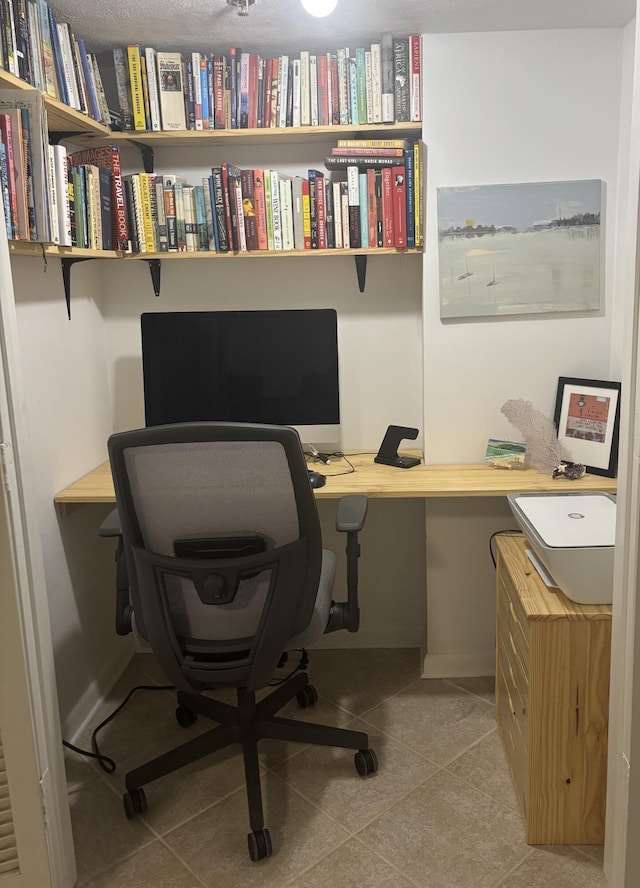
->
<box><xmin>496</xmin><ymin>663</ymin><xmax>529</xmax><ymax>819</ymax></box>
<box><xmin>497</xmin><ymin>632</ymin><xmax>529</xmax><ymax>751</ymax></box>
<box><xmin>498</xmin><ymin>572</ymin><xmax>530</xmax><ymax>665</ymax></box>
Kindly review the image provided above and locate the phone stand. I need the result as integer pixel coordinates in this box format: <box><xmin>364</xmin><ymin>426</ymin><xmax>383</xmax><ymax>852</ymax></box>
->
<box><xmin>374</xmin><ymin>425</ymin><xmax>421</xmax><ymax>469</ymax></box>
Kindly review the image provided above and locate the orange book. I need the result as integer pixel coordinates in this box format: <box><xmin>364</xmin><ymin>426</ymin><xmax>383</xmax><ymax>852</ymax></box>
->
<box><xmin>253</xmin><ymin>169</ymin><xmax>268</xmax><ymax>249</ymax></box>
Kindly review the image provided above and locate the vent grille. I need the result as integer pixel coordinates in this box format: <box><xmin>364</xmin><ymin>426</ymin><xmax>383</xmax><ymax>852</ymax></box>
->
<box><xmin>0</xmin><ymin>730</ymin><xmax>19</xmax><ymax>878</ymax></box>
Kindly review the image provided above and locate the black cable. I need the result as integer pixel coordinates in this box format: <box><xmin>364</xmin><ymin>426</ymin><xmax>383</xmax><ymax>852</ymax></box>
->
<box><xmin>489</xmin><ymin>529</ymin><xmax>523</xmax><ymax>568</ymax></box>
<box><xmin>269</xmin><ymin>648</ymin><xmax>309</xmax><ymax>685</ymax></box>
<box><xmin>63</xmin><ymin>683</ymin><xmax>174</xmax><ymax>774</ymax></box>
<box><xmin>304</xmin><ymin>451</ymin><xmax>356</xmax><ymax>477</ymax></box>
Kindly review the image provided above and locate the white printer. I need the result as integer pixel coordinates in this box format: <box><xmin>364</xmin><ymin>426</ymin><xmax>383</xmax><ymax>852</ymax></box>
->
<box><xmin>506</xmin><ymin>491</ymin><xmax>616</xmax><ymax>605</ymax></box>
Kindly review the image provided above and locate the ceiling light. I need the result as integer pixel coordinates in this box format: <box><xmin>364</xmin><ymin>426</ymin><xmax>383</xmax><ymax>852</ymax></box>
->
<box><xmin>226</xmin><ymin>0</ymin><xmax>255</xmax><ymax>16</ymax></box>
<box><xmin>301</xmin><ymin>0</ymin><xmax>338</xmax><ymax>18</ymax></box>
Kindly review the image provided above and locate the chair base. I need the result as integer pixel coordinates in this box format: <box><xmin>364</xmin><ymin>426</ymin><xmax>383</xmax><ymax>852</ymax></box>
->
<box><xmin>123</xmin><ymin>671</ymin><xmax>375</xmax><ymax>857</ymax></box>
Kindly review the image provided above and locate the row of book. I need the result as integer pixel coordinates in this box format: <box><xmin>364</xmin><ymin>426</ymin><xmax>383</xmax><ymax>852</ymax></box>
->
<box><xmin>112</xmin><ymin>35</ymin><xmax>422</xmax><ymax>133</ymax></box>
<box><xmin>118</xmin><ymin>142</ymin><xmax>423</xmax><ymax>255</ymax></box>
<box><xmin>0</xmin><ymin>0</ymin><xmax>110</xmax><ymax>125</ymax></box>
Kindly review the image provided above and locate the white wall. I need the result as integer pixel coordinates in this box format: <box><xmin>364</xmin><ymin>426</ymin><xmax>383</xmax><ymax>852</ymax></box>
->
<box><xmin>421</xmin><ymin>28</ymin><xmax>629</xmax><ymax>676</ymax></box>
<box><xmin>12</xmin><ymin>259</ymin><xmax>132</xmax><ymax>737</ymax></box>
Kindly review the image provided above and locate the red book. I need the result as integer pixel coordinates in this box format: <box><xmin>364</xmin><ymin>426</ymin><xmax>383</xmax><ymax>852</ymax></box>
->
<box><xmin>67</xmin><ymin>145</ymin><xmax>129</xmax><ymax>251</ymax></box>
<box><xmin>381</xmin><ymin>167</ymin><xmax>395</xmax><ymax>247</ymax></box>
<box><xmin>317</xmin><ymin>54</ymin><xmax>329</xmax><ymax>126</ymax></box>
<box><xmin>392</xmin><ymin>164</ymin><xmax>407</xmax><ymax>249</ymax></box>
<box><xmin>331</xmin><ymin>147</ymin><xmax>404</xmax><ymax>156</ymax></box>
<box><xmin>253</xmin><ymin>169</ymin><xmax>268</xmax><ymax>249</ymax></box>
<box><xmin>367</xmin><ymin>169</ymin><xmax>377</xmax><ymax>248</ymax></box>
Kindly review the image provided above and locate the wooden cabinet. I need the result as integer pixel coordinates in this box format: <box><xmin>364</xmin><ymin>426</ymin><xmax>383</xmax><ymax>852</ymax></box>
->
<box><xmin>495</xmin><ymin>533</ymin><xmax>611</xmax><ymax>844</ymax></box>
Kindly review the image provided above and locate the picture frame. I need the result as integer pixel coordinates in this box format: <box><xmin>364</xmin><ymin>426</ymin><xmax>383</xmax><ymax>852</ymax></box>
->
<box><xmin>553</xmin><ymin>377</ymin><xmax>622</xmax><ymax>477</ymax></box>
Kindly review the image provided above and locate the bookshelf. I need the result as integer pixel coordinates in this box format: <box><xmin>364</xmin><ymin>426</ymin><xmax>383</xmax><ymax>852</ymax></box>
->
<box><xmin>0</xmin><ymin>70</ymin><xmax>111</xmax><ymax>136</ymax></box>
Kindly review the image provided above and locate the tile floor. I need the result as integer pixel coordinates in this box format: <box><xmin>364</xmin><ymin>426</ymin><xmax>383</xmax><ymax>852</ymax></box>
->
<box><xmin>65</xmin><ymin>649</ymin><xmax>607</xmax><ymax>887</ymax></box>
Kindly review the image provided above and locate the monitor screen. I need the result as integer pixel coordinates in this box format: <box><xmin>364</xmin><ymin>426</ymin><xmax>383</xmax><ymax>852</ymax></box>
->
<box><xmin>141</xmin><ymin>309</ymin><xmax>341</xmax><ymax>445</ymax></box>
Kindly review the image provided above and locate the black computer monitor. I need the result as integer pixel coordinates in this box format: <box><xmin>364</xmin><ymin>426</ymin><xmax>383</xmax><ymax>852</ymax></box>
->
<box><xmin>141</xmin><ymin>309</ymin><xmax>341</xmax><ymax>446</ymax></box>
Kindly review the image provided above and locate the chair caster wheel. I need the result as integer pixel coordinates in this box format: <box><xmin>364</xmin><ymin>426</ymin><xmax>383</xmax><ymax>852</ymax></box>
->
<box><xmin>175</xmin><ymin>705</ymin><xmax>198</xmax><ymax>727</ymax></box>
<box><xmin>123</xmin><ymin>787</ymin><xmax>147</xmax><ymax>818</ymax></box>
<box><xmin>247</xmin><ymin>827</ymin><xmax>272</xmax><ymax>861</ymax></box>
<box><xmin>355</xmin><ymin>748</ymin><xmax>378</xmax><ymax>777</ymax></box>
<box><xmin>296</xmin><ymin>684</ymin><xmax>318</xmax><ymax>708</ymax></box>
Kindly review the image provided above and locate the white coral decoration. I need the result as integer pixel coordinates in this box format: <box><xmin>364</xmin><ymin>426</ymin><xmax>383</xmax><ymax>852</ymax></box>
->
<box><xmin>501</xmin><ymin>398</ymin><xmax>562</xmax><ymax>474</ymax></box>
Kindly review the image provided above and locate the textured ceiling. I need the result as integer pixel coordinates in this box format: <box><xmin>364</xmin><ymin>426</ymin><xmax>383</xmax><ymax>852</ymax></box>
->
<box><xmin>52</xmin><ymin>0</ymin><xmax>636</xmax><ymax>57</ymax></box>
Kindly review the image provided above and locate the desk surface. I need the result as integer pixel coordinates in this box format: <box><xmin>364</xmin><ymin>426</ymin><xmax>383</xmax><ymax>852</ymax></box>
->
<box><xmin>54</xmin><ymin>451</ymin><xmax>617</xmax><ymax>508</ymax></box>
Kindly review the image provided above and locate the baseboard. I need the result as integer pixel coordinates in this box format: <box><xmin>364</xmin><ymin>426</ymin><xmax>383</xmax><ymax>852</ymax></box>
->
<box><xmin>421</xmin><ymin>651</ymin><xmax>496</xmax><ymax>679</ymax></box>
<box><xmin>309</xmin><ymin>628</ymin><xmax>423</xmax><ymax>649</ymax></box>
<box><xmin>62</xmin><ymin>641</ymin><xmax>134</xmax><ymax>743</ymax></box>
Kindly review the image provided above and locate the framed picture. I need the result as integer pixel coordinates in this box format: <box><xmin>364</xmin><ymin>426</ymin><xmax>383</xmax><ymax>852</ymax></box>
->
<box><xmin>554</xmin><ymin>377</ymin><xmax>622</xmax><ymax>477</ymax></box>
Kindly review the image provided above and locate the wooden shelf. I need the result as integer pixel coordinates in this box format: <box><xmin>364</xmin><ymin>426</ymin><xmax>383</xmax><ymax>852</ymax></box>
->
<box><xmin>0</xmin><ymin>69</ymin><xmax>111</xmax><ymax>136</ymax></box>
<box><xmin>72</xmin><ymin>121</ymin><xmax>423</xmax><ymax>149</ymax></box>
<box><xmin>8</xmin><ymin>242</ymin><xmax>124</xmax><ymax>259</ymax></box>
<box><xmin>124</xmin><ymin>246</ymin><xmax>423</xmax><ymax>260</ymax></box>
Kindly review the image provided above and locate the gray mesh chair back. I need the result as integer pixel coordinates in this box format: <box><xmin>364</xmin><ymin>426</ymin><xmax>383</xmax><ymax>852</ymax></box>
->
<box><xmin>108</xmin><ymin>422</ymin><xmax>323</xmax><ymax>692</ymax></box>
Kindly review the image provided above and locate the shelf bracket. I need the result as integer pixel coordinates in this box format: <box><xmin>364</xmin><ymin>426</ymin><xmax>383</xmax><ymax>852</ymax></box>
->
<box><xmin>49</xmin><ymin>131</ymin><xmax>81</xmax><ymax>146</ymax></box>
<box><xmin>61</xmin><ymin>258</ymin><xmax>93</xmax><ymax>319</ymax></box>
<box><xmin>354</xmin><ymin>255</ymin><xmax>367</xmax><ymax>293</ymax></box>
<box><xmin>131</xmin><ymin>141</ymin><xmax>155</xmax><ymax>173</ymax></box>
<box><xmin>147</xmin><ymin>259</ymin><xmax>161</xmax><ymax>297</ymax></box>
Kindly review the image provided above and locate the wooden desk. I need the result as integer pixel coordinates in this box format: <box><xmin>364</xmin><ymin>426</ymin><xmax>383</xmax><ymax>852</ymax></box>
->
<box><xmin>54</xmin><ymin>452</ymin><xmax>617</xmax><ymax>511</ymax></box>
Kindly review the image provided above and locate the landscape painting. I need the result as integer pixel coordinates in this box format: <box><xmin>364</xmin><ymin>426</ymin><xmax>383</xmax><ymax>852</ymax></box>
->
<box><xmin>437</xmin><ymin>179</ymin><xmax>603</xmax><ymax>319</ymax></box>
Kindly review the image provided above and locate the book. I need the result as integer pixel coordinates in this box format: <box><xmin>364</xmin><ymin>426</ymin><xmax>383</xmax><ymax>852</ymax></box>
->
<box><xmin>144</xmin><ymin>47</ymin><xmax>162</xmax><ymax>131</ymax></box>
<box><xmin>331</xmin><ymin>146</ymin><xmax>405</xmax><ymax>156</ymax></box>
<box><xmin>202</xmin><ymin>177</ymin><xmax>215</xmax><ymax>249</ymax></box>
<box><xmin>137</xmin><ymin>172</ymin><xmax>156</xmax><ymax>251</ymax></box>
<box><xmin>404</xmin><ymin>147</ymin><xmax>415</xmax><ymax>248</ymax></box>
<box><xmin>263</xmin><ymin>168</ymin><xmax>274</xmax><ymax>250</ymax></box>
<box><xmin>392</xmin><ymin>163</ymin><xmax>406</xmax><ymax>248</ymax></box>
<box><xmin>240</xmin><ymin>167</ymin><xmax>258</xmax><ymax>250</ymax></box>
<box><xmin>45</xmin><ymin>3</ymin><xmax>65</xmax><ymax>103</ymax></box>
<box><xmin>97</xmin><ymin>165</ymin><xmax>112</xmax><ymax>250</ymax></box>
<box><xmin>336</xmin><ymin>138</ymin><xmax>411</xmax><ymax>149</ymax></box>
<box><xmin>156</xmin><ymin>52</ymin><xmax>186</xmax><ymax>130</ymax></box>
<box><xmin>153</xmin><ymin>175</ymin><xmax>168</xmax><ymax>252</ymax></box>
<box><xmin>210</xmin><ymin>165</ymin><xmax>229</xmax><ymax>252</ymax></box>
<box><xmin>67</xmin><ymin>146</ymin><xmax>128</xmax><ymax>251</ymax></box>
<box><xmin>381</xmin><ymin>33</ymin><xmax>394</xmax><ymax>123</ymax></box>
<box><xmin>253</xmin><ymin>168</ymin><xmax>268</xmax><ymax>250</ymax></box>
<box><xmin>279</xmin><ymin>174</ymin><xmax>294</xmax><ymax>251</ymax></box>
<box><xmin>393</xmin><ymin>37</ymin><xmax>410</xmax><ymax>123</ymax></box>
<box><xmin>347</xmin><ymin>165</ymin><xmax>360</xmax><ymax>248</ymax></box>
<box><xmin>291</xmin><ymin>175</ymin><xmax>305</xmax><ymax>250</ymax></box>
<box><xmin>307</xmin><ymin>168</ymin><xmax>322</xmax><ymax>249</ymax></box>
<box><xmin>324</xmin><ymin>155</ymin><xmax>402</xmax><ymax>170</ymax></box>
<box><xmin>367</xmin><ymin>168</ymin><xmax>377</xmax><ymax>248</ymax></box>
<box><xmin>112</xmin><ymin>47</ymin><xmax>133</xmax><ymax>130</ymax></box>
<box><xmin>127</xmin><ymin>45</ymin><xmax>147</xmax><ymax>131</ymax></box>
<box><xmin>300</xmin><ymin>50</ymin><xmax>310</xmax><ymax>126</ymax></box>
<box><xmin>381</xmin><ymin>166</ymin><xmax>394</xmax><ymax>247</ymax></box>
<box><xmin>52</xmin><ymin>143</ymin><xmax>71</xmax><ymax>245</ymax></box>
<box><xmin>358</xmin><ymin>171</ymin><xmax>368</xmax><ymax>250</ymax></box>
<box><xmin>0</xmin><ymin>114</ymin><xmax>19</xmax><ymax>238</ymax></box>
<box><xmin>410</xmin><ymin>35</ymin><xmax>422</xmax><ymax>122</ymax></box>
<box><xmin>46</xmin><ymin>145</ymin><xmax>59</xmax><ymax>243</ymax></box>
<box><xmin>324</xmin><ymin>178</ymin><xmax>335</xmax><ymax>249</ymax></box>
<box><xmin>269</xmin><ymin>168</ymin><xmax>281</xmax><ymax>249</ymax></box>
<box><xmin>163</xmin><ymin>176</ymin><xmax>177</xmax><ymax>251</ymax></box>
<box><xmin>182</xmin><ymin>183</ymin><xmax>197</xmax><ymax>250</ymax></box>
<box><xmin>57</xmin><ymin>22</ymin><xmax>80</xmax><ymax>110</ymax></box>
<box><xmin>356</xmin><ymin>47</ymin><xmax>367</xmax><ymax>125</ymax></box>
<box><xmin>193</xmin><ymin>183</ymin><xmax>208</xmax><ymax>250</ymax></box>
<box><xmin>370</xmin><ymin>42</ymin><xmax>382</xmax><ymax>124</ymax></box>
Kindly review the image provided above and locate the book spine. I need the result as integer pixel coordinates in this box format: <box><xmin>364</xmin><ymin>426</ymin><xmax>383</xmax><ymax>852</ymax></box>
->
<box><xmin>324</xmin><ymin>178</ymin><xmax>334</xmax><ymax>249</ymax></box>
<box><xmin>317</xmin><ymin>54</ymin><xmax>328</xmax><ymax>126</ymax></box>
<box><xmin>156</xmin><ymin>52</ymin><xmax>186</xmax><ymax>131</ymax></box>
<box><xmin>340</xmin><ymin>181</ymin><xmax>349</xmax><ymax>250</ymax></box>
<box><xmin>78</xmin><ymin>38</ymin><xmax>100</xmax><ymax>120</ymax></box>
<box><xmin>393</xmin><ymin>37</ymin><xmax>410</xmax><ymax>123</ymax></box>
<box><xmin>0</xmin><ymin>115</ymin><xmax>17</xmax><ymax>237</ymax></box>
<box><xmin>164</xmin><ymin>178</ymin><xmax>177</xmax><ymax>251</ymax></box>
<box><xmin>381</xmin><ymin>33</ymin><xmax>394</xmax><ymax>123</ymax></box>
<box><xmin>367</xmin><ymin>168</ymin><xmax>377</xmax><ymax>248</ymax></box>
<box><xmin>329</xmin><ymin>53</ymin><xmax>339</xmax><ymax>125</ymax></box>
<box><xmin>404</xmin><ymin>148</ymin><xmax>415</xmax><ymax>248</ymax></box>
<box><xmin>370</xmin><ymin>42</ymin><xmax>382</xmax><ymax>124</ymax></box>
<box><xmin>193</xmin><ymin>183</ymin><xmax>208</xmax><ymax>249</ymax></box>
<box><xmin>121</xmin><ymin>175</ymin><xmax>136</xmax><ymax>250</ymax></box>
<box><xmin>253</xmin><ymin>168</ymin><xmax>268</xmax><ymax>249</ymax></box>
<box><xmin>277</xmin><ymin>55</ymin><xmax>288</xmax><ymax>128</ymax></box>
<box><xmin>347</xmin><ymin>165</ymin><xmax>360</xmax><ymax>248</ymax></box>
<box><xmin>269</xmin><ymin>168</ymin><xmax>281</xmax><ymax>249</ymax></box>
<box><xmin>57</xmin><ymin>23</ymin><xmax>79</xmax><ymax>109</ymax></box>
<box><xmin>52</xmin><ymin>143</ymin><xmax>71</xmax><ymax>245</ymax></box>
<box><xmin>358</xmin><ymin>171</ymin><xmax>368</xmax><ymax>250</ymax></box>
<box><xmin>153</xmin><ymin>174</ymin><xmax>168</xmax><ymax>251</ymax></box>
<box><xmin>229</xmin><ymin>47</ymin><xmax>238</xmax><ymax>128</ymax></box>
<box><xmin>263</xmin><ymin>167</ymin><xmax>273</xmax><ymax>250</ymax></box>
<box><xmin>46</xmin><ymin>145</ymin><xmax>59</xmax><ymax>243</ymax></box>
<box><xmin>113</xmin><ymin>47</ymin><xmax>133</xmax><ymax>129</ymax></box>
<box><xmin>279</xmin><ymin>175</ymin><xmax>293</xmax><ymax>250</ymax></box>
<box><xmin>70</xmin><ymin>32</ymin><xmax>88</xmax><ymax>115</ymax></box>
<box><xmin>200</xmin><ymin>56</ymin><xmax>209</xmax><ymax>129</ymax></box>
<box><xmin>144</xmin><ymin>47</ymin><xmax>161</xmax><ymax>131</ymax></box>
<box><xmin>332</xmin><ymin>181</ymin><xmax>342</xmax><ymax>248</ymax></box>
<box><xmin>182</xmin><ymin>183</ymin><xmax>197</xmax><ymax>250</ymax></box>
<box><xmin>324</xmin><ymin>155</ymin><xmax>401</xmax><ymax>170</ymax></box>
<box><xmin>347</xmin><ymin>56</ymin><xmax>358</xmax><ymax>124</ymax></box>
<box><xmin>291</xmin><ymin>175</ymin><xmax>304</xmax><ymax>250</ymax></box>
<box><xmin>269</xmin><ymin>58</ymin><xmax>278</xmax><ymax>127</ymax></box>
<box><xmin>203</xmin><ymin>177</ymin><xmax>215</xmax><ymax>248</ymax></box>
<box><xmin>381</xmin><ymin>167</ymin><xmax>394</xmax><ymax>246</ymax></box>
<box><xmin>302</xmin><ymin>177</ymin><xmax>311</xmax><ymax>249</ymax></box>
<box><xmin>337</xmin><ymin>138</ymin><xmax>410</xmax><ymax>149</ymax></box>
<box><xmin>299</xmin><ymin>50</ymin><xmax>310</xmax><ymax>126</ymax></box>
<box><xmin>365</xmin><ymin>50</ymin><xmax>373</xmax><ymax>124</ymax></box>
<box><xmin>210</xmin><ymin>166</ymin><xmax>229</xmax><ymax>251</ymax></box>
<box><xmin>44</xmin><ymin>3</ymin><xmax>64</xmax><ymax>102</ymax></box>
<box><xmin>414</xmin><ymin>140</ymin><xmax>423</xmax><ymax>248</ymax></box>
<box><xmin>356</xmin><ymin>47</ymin><xmax>367</xmax><ymax>124</ymax></box>
<box><xmin>239</xmin><ymin>51</ymin><xmax>249</xmax><ymax>128</ymax></box>
<box><xmin>127</xmin><ymin>45</ymin><xmax>147</xmax><ymax>130</ymax></box>
<box><xmin>213</xmin><ymin>55</ymin><xmax>225</xmax><ymax>128</ymax></box>
<box><xmin>307</xmin><ymin>168</ymin><xmax>318</xmax><ymax>249</ymax></box>
<box><xmin>410</xmin><ymin>35</ymin><xmax>422</xmax><ymax>122</ymax></box>
<box><xmin>392</xmin><ymin>163</ymin><xmax>406</xmax><ymax>248</ymax></box>
<box><xmin>240</xmin><ymin>167</ymin><xmax>258</xmax><ymax>250</ymax></box>
<box><xmin>291</xmin><ymin>57</ymin><xmax>300</xmax><ymax>128</ymax></box>
<box><xmin>308</xmin><ymin>54</ymin><xmax>318</xmax><ymax>126</ymax></box>
<box><xmin>98</xmin><ymin>164</ymin><xmax>111</xmax><ymax>249</ymax></box>
<box><xmin>337</xmin><ymin>48</ymin><xmax>349</xmax><ymax>125</ymax></box>
<box><xmin>375</xmin><ymin>169</ymin><xmax>383</xmax><ymax>247</ymax></box>
<box><xmin>248</xmin><ymin>53</ymin><xmax>259</xmax><ymax>129</ymax></box>
<box><xmin>331</xmin><ymin>146</ymin><xmax>405</xmax><ymax>156</ymax></box>
<box><xmin>315</xmin><ymin>172</ymin><xmax>326</xmax><ymax>249</ymax></box>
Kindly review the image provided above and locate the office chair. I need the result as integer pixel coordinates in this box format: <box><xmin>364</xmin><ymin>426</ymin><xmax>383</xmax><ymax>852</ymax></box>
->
<box><xmin>103</xmin><ymin>421</ymin><xmax>376</xmax><ymax>861</ymax></box>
